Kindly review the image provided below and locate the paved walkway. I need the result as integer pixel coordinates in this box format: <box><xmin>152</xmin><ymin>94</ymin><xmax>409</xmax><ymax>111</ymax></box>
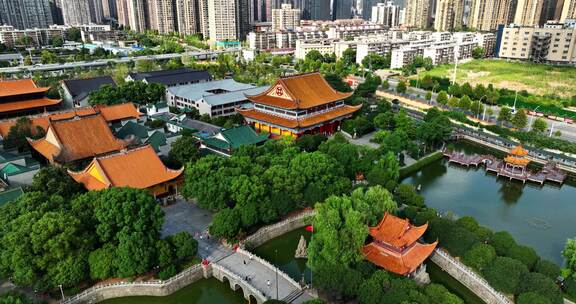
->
<box><xmin>162</xmin><ymin>200</ymin><xmax>312</xmax><ymax>303</ymax></box>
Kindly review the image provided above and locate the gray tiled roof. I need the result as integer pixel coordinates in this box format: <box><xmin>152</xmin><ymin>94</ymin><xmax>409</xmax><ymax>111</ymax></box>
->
<box><xmin>167</xmin><ymin>79</ymin><xmax>268</xmax><ymax>106</ymax></box>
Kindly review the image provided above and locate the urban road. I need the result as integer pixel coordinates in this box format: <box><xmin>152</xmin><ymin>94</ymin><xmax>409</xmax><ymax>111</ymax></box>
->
<box><xmin>161</xmin><ymin>200</ymin><xmax>312</xmax><ymax>303</ymax></box>
<box><xmin>0</xmin><ymin>48</ymin><xmax>241</xmax><ymax>75</ymax></box>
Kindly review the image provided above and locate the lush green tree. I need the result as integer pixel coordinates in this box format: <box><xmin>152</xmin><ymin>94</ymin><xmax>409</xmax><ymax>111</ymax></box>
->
<box><xmin>425</xmin><ymin>91</ymin><xmax>432</xmax><ymax>101</ymax></box>
<box><xmin>362</xmin><ymin>53</ymin><xmax>388</xmax><ymax>70</ymax></box>
<box><xmin>182</xmin><ymin>155</ymin><xmax>231</xmax><ymax>210</ymax></box>
<box><xmin>486</xmin><ymin>90</ymin><xmax>500</xmax><ymax>105</ymax></box>
<box><xmin>448</xmin><ymin>83</ymin><xmax>461</xmax><ymax>97</ymax></box>
<box><xmin>30</xmin><ymin>166</ymin><xmax>85</xmax><ymax>199</ymax></box>
<box><xmin>517</xmin><ymin>292</ymin><xmax>552</xmax><ymax>304</ymax></box>
<box><xmin>534</xmin><ymin>259</ymin><xmax>561</xmax><ymax>279</ymax></box>
<box><xmin>563</xmin><ymin>238</ymin><xmax>576</xmax><ymax>279</ymax></box>
<box><xmin>472</xmin><ymin>47</ymin><xmax>485</xmax><ymax>59</ymax></box>
<box><xmin>324</xmin><ymin>74</ymin><xmax>352</xmax><ymax>93</ymax></box>
<box><xmin>483</xmin><ymin>257</ymin><xmax>528</xmax><ymax>294</ymax></box>
<box><xmin>3</xmin><ymin>117</ymin><xmax>35</xmax><ymax>151</ymax></box>
<box><xmin>436</xmin><ymin>90</ymin><xmax>448</xmax><ymax>106</ymax></box>
<box><xmin>448</xmin><ymin>96</ymin><xmax>459</xmax><ymax>108</ymax></box>
<box><xmin>210</xmin><ymin>208</ymin><xmax>242</xmax><ymax>240</ymax></box>
<box><xmin>88</xmin><ymin>244</ymin><xmax>116</xmax><ymax>280</ymax></box>
<box><xmin>168</xmin><ymin>231</ymin><xmax>198</xmax><ymax>261</ymax></box>
<box><xmin>49</xmin><ymin>36</ymin><xmax>64</xmax><ymax>47</ymax></box>
<box><xmin>470</xmin><ymin>100</ymin><xmax>484</xmax><ymax>116</ymax></box>
<box><xmin>425</xmin><ymin>283</ymin><xmax>464</xmax><ymax>304</ymax></box>
<box><xmin>341</xmin><ymin>48</ymin><xmax>356</xmax><ymax>66</ymax></box>
<box><xmin>396</xmin><ymin>80</ymin><xmax>407</xmax><ymax>94</ymax></box>
<box><xmin>442</xmin><ymin>226</ymin><xmax>479</xmax><ymax>257</ymax></box>
<box><xmin>490</xmin><ymin>231</ymin><xmax>517</xmax><ymax>256</ymax></box>
<box><xmin>394</xmin><ymin>184</ymin><xmax>425</xmax><ymax>208</ymax></box>
<box><xmin>512</xmin><ymin>109</ymin><xmax>528</xmax><ymax>129</ymax></box>
<box><xmin>517</xmin><ymin>272</ymin><xmax>562</xmax><ymax>303</ymax></box>
<box><xmin>67</xmin><ymin>28</ymin><xmax>82</xmax><ymax>42</ymax></box>
<box><xmin>417</xmin><ymin>110</ymin><xmax>452</xmax><ymax>151</ymax></box>
<box><xmin>462</xmin><ymin>243</ymin><xmax>496</xmax><ymax>272</ymax></box>
<box><xmin>358</xmin><ymin>270</ymin><xmax>391</xmax><ymax>304</ymax></box>
<box><xmin>169</xmin><ymin>136</ymin><xmax>199</xmax><ymax>166</ymax></box>
<box><xmin>497</xmin><ymin>107</ymin><xmax>513</xmax><ymax>124</ymax></box>
<box><xmin>382</xmin><ymin>79</ymin><xmax>390</xmax><ymax>90</ymax></box>
<box><xmin>373</xmin><ymin>112</ymin><xmax>395</xmax><ymax>130</ymax></box>
<box><xmin>350</xmin><ymin>186</ymin><xmax>397</xmax><ymax>226</ymax></box>
<box><xmin>308</xmin><ymin>195</ymin><xmax>368</xmax><ymax>270</ymax></box>
<box><xmin>313</xmin><ymin>263</ymin><xmax>362</xmax><ymax>299</ymax></box>
<box><xmin>532</xmin><ymin>118</ymin><xmax>548</xmax><ymax>133</ymax></box>
<box><xmin>366</xmin><ymin>151</ymin><xmax>400</xmax><ymax>190</ymax></box>
<box><xmin>40</xmin><ymin>50</ymin><xmax>60</xmax><ymax>64</ymax></box>
<box><xmin>507</xmin><ymin>245</ymin><xmax>539</xmax><ymax>270</ymax></box>
<box><xmin>458</xmin><ymin>95</ymin><xmax>472</xmax><ymax>111</ymax></box>
<box><xmin>295</xmin><ymin>134</ymin><xmax>327</xmax><ymax>152</ymax></box>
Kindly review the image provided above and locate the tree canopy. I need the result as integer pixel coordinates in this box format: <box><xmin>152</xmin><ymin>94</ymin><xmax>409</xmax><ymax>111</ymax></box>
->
<box><xmin>89</xmin><ymin>81</ymin><xmax>166</xmax><ymax>106</ymax></box>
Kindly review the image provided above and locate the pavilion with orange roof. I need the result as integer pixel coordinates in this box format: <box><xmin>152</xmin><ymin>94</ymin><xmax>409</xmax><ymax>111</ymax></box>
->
<box><xmin>68</xmin><ymin>145</ymin><xmax>183</xmax><ymax>197</ymax></box>
<box><xmin>362</xmin><ymin>212</ymin><xmax>437</xmax><ymax>277</ymax></box>
<box><xmin>237</xmin><ymin>72</ymin><xmax>361</xmax><ymax>138</ymax></box>
<box><xmin>0</xmin><ymin>79</ymin><xmax>61</xmax><ymax>117</ymax></box>
<box><xmin>503</xmin><ymin>145</ymin><xmax>530</xmax><ymax>175</ymax></box>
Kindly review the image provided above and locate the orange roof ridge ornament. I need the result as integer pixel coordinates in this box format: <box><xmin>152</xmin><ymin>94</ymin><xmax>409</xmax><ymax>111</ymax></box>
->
<box><xmin>509</xmin><ymin>145</ymin><xmax>529</xmax><ymax>157</ymax></box>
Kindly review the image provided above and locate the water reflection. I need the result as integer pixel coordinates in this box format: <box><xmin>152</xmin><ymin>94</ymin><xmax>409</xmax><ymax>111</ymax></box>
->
<box><xmin>497</xmin><ymin>179</ymin><xmax>524</xmax><ymax>204</ymax></box>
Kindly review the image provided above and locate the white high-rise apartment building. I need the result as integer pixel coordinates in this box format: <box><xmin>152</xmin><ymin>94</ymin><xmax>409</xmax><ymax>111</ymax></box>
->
<box><xmin>371</xmin><ymin>1</ymin><xmax>400</xmax><ymax>27</ymax></box>
<box><xmin>515</xmin><ymin>0</ymin><xmax>545</xmax><ymax>26</ymax></box>
<box><xmin>208</xmin><ymin>0</ymin><xmax>237</xmax><ymax>41</ymax></box>
<box><xmin>271</xmin><ymin>3</ymin><xmax>300</xmax><ymax>31</ymax></box>
<box><xmin>434</xmin><ymin>0</ymin><xmax>465</xmax><ymax>31</ymax></box>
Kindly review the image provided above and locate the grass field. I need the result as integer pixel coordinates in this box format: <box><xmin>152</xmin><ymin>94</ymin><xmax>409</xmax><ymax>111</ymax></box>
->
<box><xmin>417</xmin><ymin>59</ymin><xmax>576</xmax><ymax>98</ymax></box>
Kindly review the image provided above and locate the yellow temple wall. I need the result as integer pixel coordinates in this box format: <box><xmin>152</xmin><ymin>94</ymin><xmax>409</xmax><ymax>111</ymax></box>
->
<box><xmin>253</xmin><ymin>122</ymin><xmax>296</xmax><ymax>138</ymax></box>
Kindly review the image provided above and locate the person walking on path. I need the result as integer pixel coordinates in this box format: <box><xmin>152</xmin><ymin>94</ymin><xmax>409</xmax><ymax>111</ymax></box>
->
<box><xmin>267</xmin><ymin>280</ymin><xmax>271</xmax><ymax>288</ymax></box>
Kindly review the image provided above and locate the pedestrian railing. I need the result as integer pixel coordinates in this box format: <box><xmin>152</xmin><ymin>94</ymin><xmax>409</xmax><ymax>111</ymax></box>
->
<box><xmin>433</xmin><ymin>249</ymin><xmax>513</xmax><ymax>304</ymax></box>
<box><xmin>235</xmin><ymin>248</ymin><xmax>303</xmax><ymax>291</ymax></box>
<box><xmin>61</xmin><ymin>264</ymin><xmax>203</xmax><ymax>304</ymax></box>
<box><xmin>243</xmin><ymin>210</ymin><xmax>316</xmax><ymax>248</ymax></box>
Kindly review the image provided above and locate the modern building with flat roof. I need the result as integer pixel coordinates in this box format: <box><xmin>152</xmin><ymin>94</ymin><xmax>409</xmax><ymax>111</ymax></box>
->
<box><xmin>166</xmin><ymin>79</ymin><xmax>267</xmax><ymax>117</ymax></box>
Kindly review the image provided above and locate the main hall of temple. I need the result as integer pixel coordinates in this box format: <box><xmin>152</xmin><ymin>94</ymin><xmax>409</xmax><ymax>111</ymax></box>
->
<box><xmin>237</xmin><ymin>72</ymin><xmax>361</xmax><ymax>138</ymax></box>
<box><xmin>363</xmin><ymin>212</ymin><xmax>437</xmax><ymax>279</ymax></box>
<box><xmin>0</xmin><ymin>79</ymin><xmax>61</xmax><ymax>118</ymax></box>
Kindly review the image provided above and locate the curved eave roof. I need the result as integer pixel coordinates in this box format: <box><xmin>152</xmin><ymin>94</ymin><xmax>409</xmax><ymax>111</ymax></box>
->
<box><xmin>237</xmin><ymin>104</ymin><xmax>361</xmax><ymax>129</ymax></box>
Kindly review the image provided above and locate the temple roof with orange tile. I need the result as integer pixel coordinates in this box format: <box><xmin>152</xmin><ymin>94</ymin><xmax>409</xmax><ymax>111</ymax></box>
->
<box><xmin>368</xmin><ymin>212</ymin><xmax>429</xmax><ymax>248</ymax></box>
<box><xmin>237</xmin><ymin>104</ymin><xmax>361</xmax><ymax>129</ymax></box>
<box><xmin>0</xmin><ymin>79</ymin><xmax>50</xmax><ymax>98</ymax></box>
<box><xmin>96</xmin><ymin>103</ymin><xmax>142</xmax><ymax>122</ymax></box>
<box><xmin>504</xmin><ymin>156</ymin><xmax>530</xmax><ymax>166</ymax></box>
<box><xmin>28</xmin><ymin>114</ymin><xmax>128</xmax><ymax>163</ymax></box>
<box><xmin>246</xmin><ymin>72</ymin><xmax>353</xmax><ymax>110</ymax></box>
<box><xmin>0</xmin><ymin>97</ymin><xmax>61</xmax><ymax>114</ymax></box>
<box><xmin>509</xmin><ymin>145</ymin><xmax>529</xmax><ymax>157</ymax></box>
<box><xmin>0</xmin><ymin>103</ymin><xmax>140</xmax><ymax>138</ymax></box>
<box><xmin>68</xmin><ymin>145</ymin><xmax>183</xmax><ymax>191</ymax></box>
<box><xmin>362</xmin><ymin>241</ymin><xmax>438</xmax><ymax>276</ymax></box>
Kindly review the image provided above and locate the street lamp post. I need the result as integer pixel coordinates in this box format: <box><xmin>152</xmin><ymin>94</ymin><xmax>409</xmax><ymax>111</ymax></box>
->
<box><xmin>59</xmin><ymin>284</ymin><xmax>65</xmax><ymax>301</ymax></box>
<box><xmin>528</xmin><ymin>106</ymin><xmax>540</xmax><ymax>131</ymax></box>
<box><xmin>275</xmin><ymin>249</ymin><xmax>279</xmax><ymax>300</ymax></box>
<box><xmin>477</xmin><ymin>95</ymin><xmax>487</xmax><ymax>120</ymax></box>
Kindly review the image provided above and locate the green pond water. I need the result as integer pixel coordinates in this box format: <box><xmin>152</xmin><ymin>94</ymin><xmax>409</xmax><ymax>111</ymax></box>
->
<box><xmin>99</xmin><ymin>278</ymin><xmax>246</xmax><ymax>304</ymax></box>
<box><xmin>404</xmin><ymin>141</ymin><xmax>576</xmax><ymax>265</ymax></box>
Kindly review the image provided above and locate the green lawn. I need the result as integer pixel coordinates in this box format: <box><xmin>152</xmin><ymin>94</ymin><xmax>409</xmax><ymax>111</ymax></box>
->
<box><xmin>418</xmin><ymin>59</ymin><xmax>576</xmax><ymax>98</ymax></box>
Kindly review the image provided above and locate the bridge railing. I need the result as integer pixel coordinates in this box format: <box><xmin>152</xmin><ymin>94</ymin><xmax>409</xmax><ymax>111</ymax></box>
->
<box><xmin>243</xmin><ymin>210</ymin><xmax>316</xmax><ymax>248</ymax></box>
<box><xmin>236</xmin><ymin>248</ymin><xmax>302</xmax><ymax>291</ymax></box>
<box><xmin>212</xmin><ymin>263</ymin><xmax>268</xmax><ymax>302</ymax></box>
<box><xmin>61</xmin><ymin>264</ymin><xmax>203</xmax><ymax>304</ymax></box>
<box><xmin>433</xmin><ymin>249</ymin><xmax>513</xmax><ymax>304</ymax></box>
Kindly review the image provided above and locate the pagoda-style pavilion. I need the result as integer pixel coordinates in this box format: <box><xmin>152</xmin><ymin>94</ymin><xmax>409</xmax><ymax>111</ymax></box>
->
<box><xmin>237</xmin><ymin>73</ymin><xmax>361</xmax><ymax>138</ymax></box>
<box><xmin>362</xmin><ymin>212</ymin><xmax>437</xmax><ymax>277</ymax></box>
<box><xmin>503</xmin><ymin>145</ymin><xmax>530</xmax><ymax>176</ymax></box>
<box><xmin>68</xmin><ymin>145</ymin><xmax>183</xmax><ymax>197</ymax></box>
<box><xmin>0</xmin><ymin>79</ymin><xmax>61</xmax><ymax>117</ymax></box>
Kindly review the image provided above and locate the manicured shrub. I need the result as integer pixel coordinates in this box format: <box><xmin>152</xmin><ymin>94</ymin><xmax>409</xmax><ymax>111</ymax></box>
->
<box><xmin>483</xmin><ymin>257</ymin><xmax>528</xmax><ymax>294</ymax></box>
<box><xmin>489</xmin><ymin>231</ymin><xmax>516</xmax><ymax>256</ymax></box>
<box><xmin>462</xmin><ymin>243</ymin><xmax>496</xmax><ymax>272</ymax></box>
